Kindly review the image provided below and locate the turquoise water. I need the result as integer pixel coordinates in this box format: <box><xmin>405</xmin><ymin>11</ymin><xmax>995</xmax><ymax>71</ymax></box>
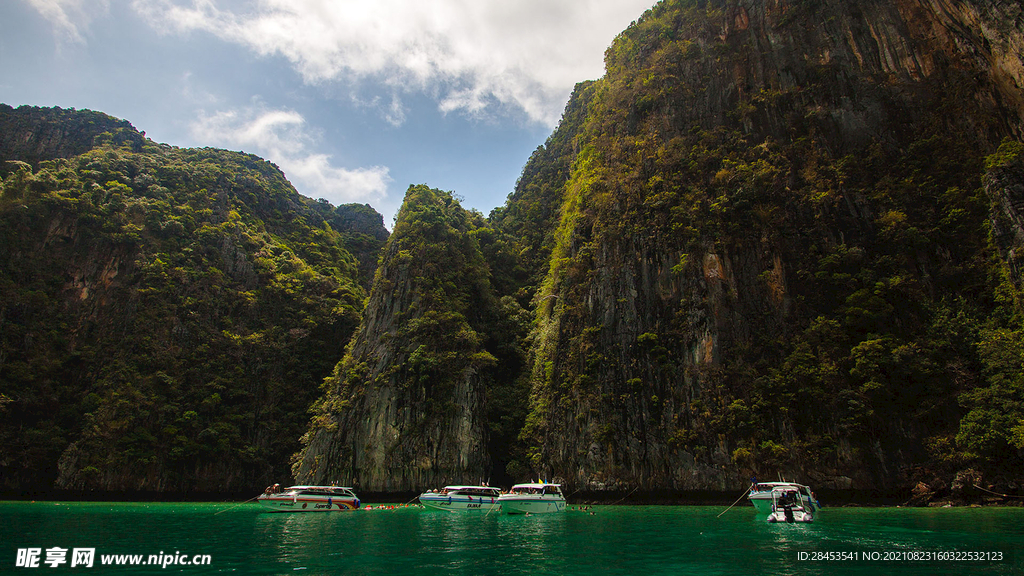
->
<box><xmin>2</xmin><ymin>501</ymin><xmax>1021</xmax><ymax>575</ymax></box>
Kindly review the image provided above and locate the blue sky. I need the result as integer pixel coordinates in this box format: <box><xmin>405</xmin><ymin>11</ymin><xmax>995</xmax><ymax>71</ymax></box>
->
<box><xmin>2</xmin><ymin>0</ymin><xmax>655</xmax><ymax>226</ymax></box>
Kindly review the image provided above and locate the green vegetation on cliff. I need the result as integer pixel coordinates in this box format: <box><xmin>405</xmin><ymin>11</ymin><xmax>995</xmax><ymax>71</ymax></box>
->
<box><xmin>292</xmin><ymin>0</ymin><xmax>1024</xmax><ymax>495</ymax></box>
<box><xmin>294</xmin><ymin>185</ymin><xmax>530</xmax><ymax>489</ymax></box>
<box><xmin>6</xmin><ymin>0</ymin><xmax>1024</xmax><ymax>498</ymax></box>
<box><xmin>509</xmin><ymin>0</ymin><xmax>1024</xmax><ymax>492</ymax></box>
<box><xmin>489</xmin><ymin>81</ymin><xmax>598</xmax><ymax>303</ymax></box>
<box><xmin>0</xmin><ymin>105</ymin><xmax>385</xmax><ymax>492</ymax></box>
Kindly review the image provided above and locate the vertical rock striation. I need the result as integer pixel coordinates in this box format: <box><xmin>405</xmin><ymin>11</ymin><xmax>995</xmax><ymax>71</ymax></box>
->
<box><xmin>986</xmin><ymin>142</ymin><xmax>1024</xmax><ymax>286</ymax></box>
<box><xmin>517</xmin><ymin>0</ymin><xmax>1024</xmax><ymax>491</ymax></box>
<box><xmin>294</xmin><ymin>185</ymin><xmax>500</xmax><ymax>490</ymax></box>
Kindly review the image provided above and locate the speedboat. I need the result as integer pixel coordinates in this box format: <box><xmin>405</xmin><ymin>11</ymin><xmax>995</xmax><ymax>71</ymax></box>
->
<box><xmin>418</xmin><ymin>485</ymin><xmax>501</xmax><ymax>512</ymax></box>
<box><xmin>498</xmin><ymin>482</ymin><xmax>566</xmax><ymax>514</ymax></box>
<box><xmin>749</xmin><ymin>482</ymin><xmax>819</xmax><ymax>522</ymax></box>
<box><xmin>257</xmin><ymin>485</ymin><xmax>360</xmax><ymax>512</ymax></box>
<box><xmin>765</xmin><ymin>487</ymin><xmax>814</xmax><ymax>523</ymax></box>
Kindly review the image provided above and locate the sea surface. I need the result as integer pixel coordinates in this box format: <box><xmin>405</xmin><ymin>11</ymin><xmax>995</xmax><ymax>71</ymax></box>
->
<box><xmin>2</xmin><ymin>501</ymin><xmax>1021</xmax><ymax>575</ymax></box>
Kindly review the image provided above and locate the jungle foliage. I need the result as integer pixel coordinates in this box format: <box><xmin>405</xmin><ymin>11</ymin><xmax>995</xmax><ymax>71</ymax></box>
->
<box><xmin>6</xmin><ymin>0</ymin><xmax>1024</xmax><ymax>495</ymax></box>
<box><xmin>508</xmin><ymin>0</ymin><xmax>1024</xmax><ymax>489</ymax></box>
<box><xmin>0</xmin><ymin>107</ymin><xmax>384</xmax><ymax>492</ymax></box>
<box><xmin>295</xmin><ymin>185</ymin><xmax>532</xmax><ymax>487</ymax></box>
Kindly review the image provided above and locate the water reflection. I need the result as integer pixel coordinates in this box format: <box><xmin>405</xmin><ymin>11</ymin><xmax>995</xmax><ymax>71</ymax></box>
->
<box><xmin>3</xmin><ymin>502</ymin><xmax>1021</xmax><ymax>575</ymax></box>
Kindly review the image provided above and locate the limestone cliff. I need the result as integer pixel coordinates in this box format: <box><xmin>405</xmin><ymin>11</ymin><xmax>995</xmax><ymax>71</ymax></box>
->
<box><xmin>294</xmin><ymin>185</ymin><xmax>503</xmax><ymax>490</ymax></box>
<box><xmin>489</xmin><ymin>81</ymin><xmax>598</xmax><ymax>300</ymax></box>
<box><xmin>986</xmin><ymin>141</ymin><xmax>1024</xmax><ymax>287</ymax></box>
<box><xmin>0</xmin><ymin>106</ymin><xmax>382</xmax><ymax>492</ymax></box>
<box><xmin>516</xmin><ymin>0</ymin><xmax>1024</xmax><ymax>491</ymax></box>
<box><xmin>10</xmin><ymin>0</ymin><xmax>1024</xmax><ymax>496</ymax></box>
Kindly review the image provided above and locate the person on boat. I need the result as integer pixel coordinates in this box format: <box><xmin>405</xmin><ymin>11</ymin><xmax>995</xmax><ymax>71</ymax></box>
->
<box><xmin>783</xmin><ymin>503</ymin><xmax>795</xmax><ymax>523</ymax></box>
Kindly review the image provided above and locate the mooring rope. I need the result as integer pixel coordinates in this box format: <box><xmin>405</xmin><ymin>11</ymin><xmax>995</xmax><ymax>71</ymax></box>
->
<box><xmin>607</xmin><ymin>485</ymin><xmax>640</xmax><ymax>506</ymax></box>
<box><xmin>717</xmin><ymin>485</ymin><xmax>753</xmax><ymax>518</ymax></box>
<box><xmin>214</xmin><ymin>495</ymin><xmax>260</xmax><ymax>515</ymax></box>
<box><xmin>973</xmin><ymin>484</ymin><xmax>1024</xmax><ymax>499</ymax></box>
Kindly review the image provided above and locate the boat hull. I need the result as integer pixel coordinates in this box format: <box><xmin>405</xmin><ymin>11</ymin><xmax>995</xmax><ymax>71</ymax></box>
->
<box><xmin>257</xmin><ymin>495</ymin><xmax>360</xmax><ymax>512</ymax></box>
<box><xmin>498</xmin><ymin>496</ymin><xmax>566</xmax><ymax>514</ymax></box>
<box><xmin>749</xmin><ymin>495</ymin><xmax>776</xmax><ymax>516</ymax></box>
<box><xmin>767</xmin><ymin>508</ymin><xmax>813</xmax><ymax>523</ymax></box>
<box><xmin>419</xmin><ymin>494</ymin><xmax>500</xmax><ymax>512</ymax></box>
<box><xmin>750</xmin><ymin>495</ymin><xmax>820</xmax><ymax>515</ymax></box>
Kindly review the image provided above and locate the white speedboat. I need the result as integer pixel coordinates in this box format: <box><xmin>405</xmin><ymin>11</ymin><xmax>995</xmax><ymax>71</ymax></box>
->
<box><xmin>418</xmin><ymin>485</ymin><xmax>501</xmax><ymax>512</ymax></box>
<box><xmin>765</xmin><ymin>487</ymin><xmax>814</xmax><ymax>523</ymax></box>
<box><xmin>257</xmin><ymin>485</ymin><xmax>360</xmax><ymax>512</ymax></box>
<box><xmin>749</xmin><ymin>482</ymin><xmax>819</xmax><ymax>522</ymax></box>
<box><xmin>498</xmin><ymin>482</ymin><xmax>566</xmax><ymax>514</ymax></box>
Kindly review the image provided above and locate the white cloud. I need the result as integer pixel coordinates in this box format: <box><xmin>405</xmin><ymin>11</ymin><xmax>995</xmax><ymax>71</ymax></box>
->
<box><xmin>131</xmin><ymin>0</ymin><xmax>655</xmax><ymax>126</ymax></box>
<box><xmin>190</xmin><ymin>102</ymin><xmax>391</xmax><ymax>205</ymax></box>
<box><xmin>179</xmin><ymin>71</ymin><xmax>223</xmax><ymax>106</ymax></box>
<box><xmin>350</xmin><ymin>91</ymin><xmax>407</xmax><ymax>128</ymax></box>
<box><xmin>25</xmin><ymin>0</ymin><xmax>109</xmax><ymax>43</ymax></box>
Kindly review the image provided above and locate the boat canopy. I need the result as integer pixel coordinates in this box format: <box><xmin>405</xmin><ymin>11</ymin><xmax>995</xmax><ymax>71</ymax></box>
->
<box><xmin>751</xmin><ymin>482</ymin><xmax>811</xmax><ymax>493</ymax></box>
<box><xmin>509</xmin><ymin>483</ymin><xmax>563</xmax><ymax>495</ymax></box>
<box><xmin>442</xmin><ymin>486</ymin><xmax>500</xmax><ymax>496</ymax></box>
<box><xmin>285</xmin><ymin>486</ymin><xmax>357</xmax><ymax>496</ymax></box>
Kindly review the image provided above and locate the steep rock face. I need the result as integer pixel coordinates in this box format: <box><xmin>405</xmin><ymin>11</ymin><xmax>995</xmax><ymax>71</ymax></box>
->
<box><xmin>904</xmin><ymin>0</ymin><xmax>1024</xmax><ymax>130</ymax></box>
<box><xmin>489</xmin><ymin>81</ymin><xmax>598</xmax><ymax>299</ymax></box>
<box><xmin>986</xmin><ymin>142</ymin><xmax>1024</xmax><ymax>286</ymax></box>
<box><xmin>519</xmin><ymin>0</ymin><xmax>1024</xmax><ymax>491</ymax></box>
<box><xmin>294</xmin><ymin>186</ymin><xmax>500</xmax><ymax>491</ymax></box>
<box><xmin>0</xmin><ymin>107</ymin><xmax>378</xmax><ymax>492</ymax></box>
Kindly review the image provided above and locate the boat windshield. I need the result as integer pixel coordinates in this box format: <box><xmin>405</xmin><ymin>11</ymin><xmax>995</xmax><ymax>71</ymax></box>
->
<box><xmin>754</xmin><ymin>483</ymin><xmax>808</xmax><ymax>493</ymax></box>
<box><xmin>451</xmin><ymin>487</ymin><xmax>500</xmax><ymax>497</ymax></box>
<box><xmin>510</xmin><ymin>485</ymin><xmax>561</xmax><ymax>495</ymax></box>
<box><xmin>297</xmin><ymin>487</ymin><xmax>354</xmax><ymax>497</ymax></box>
<box><xmin>772</xmin><ymin>489</ymin><xmax>805</xmax><ymax>506</ymax></box>
<box><xmin>511</xmin><ymin>486</ymin><xmax>542</xmax><ymax>495</ymax></box>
